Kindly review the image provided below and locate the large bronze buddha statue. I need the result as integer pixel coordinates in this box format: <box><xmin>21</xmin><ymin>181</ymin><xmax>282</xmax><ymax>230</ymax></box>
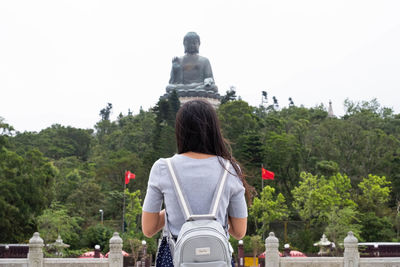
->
<box><xmin>165</xmin><ymin>32</ymin><xmax>220</xmax><ymax>100</ymax></box>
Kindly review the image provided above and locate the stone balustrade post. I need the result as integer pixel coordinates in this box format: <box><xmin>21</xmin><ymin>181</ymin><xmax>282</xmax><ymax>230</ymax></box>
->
<box><xmin>108</xmin><ymin>232</ymin><xmax>123</xmax><ymax>267</ymax></box>
<box><xmin>265</xmin><ymin>232</ymin><xmax>279</xmax><ymax>267</ymax></box>
<box><xmin>344</xmin><ymin>231</ymin><xmax>359</xmax><ymax>267</ymax></box>
<box><xmin>28</xmin><ymin>232</ymin><xmax>44</xmax><ymax>267</ymax></box>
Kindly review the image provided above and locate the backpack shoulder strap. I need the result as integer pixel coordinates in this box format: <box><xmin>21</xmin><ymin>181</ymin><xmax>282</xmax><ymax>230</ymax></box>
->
<box><xmin>165</xmin><ymin>158</ymin><xmax>193</xmax><ymax>221</ymax></box>
<box><xmin>209</xmin><ymin>159</ymin><xmax>230</xmax><ymax>217</ymax></box>
<box><xmin>165</xmin><ymin>157</ymin><xmax>230</xmax><ymax>221</ymax></box>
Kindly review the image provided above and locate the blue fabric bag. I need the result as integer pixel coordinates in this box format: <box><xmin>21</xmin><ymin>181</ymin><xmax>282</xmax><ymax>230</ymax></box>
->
<box><xmin>156</xmin><ymin>237</ymin><xmax>174</xmax><ymax>267</ymax></box>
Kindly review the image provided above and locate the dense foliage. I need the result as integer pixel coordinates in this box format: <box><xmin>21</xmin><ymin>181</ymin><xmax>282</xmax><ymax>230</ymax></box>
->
<box><xmin>1</xmin><ymin>93</ymin><xmax>399</xmax><ymax>256</ymax></box>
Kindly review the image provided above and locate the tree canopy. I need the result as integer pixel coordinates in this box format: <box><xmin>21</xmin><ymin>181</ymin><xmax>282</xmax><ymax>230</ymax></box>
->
<box><xmin>1</xmin><ymin>96</ymin><xmax>399</xmax><ymax>254</ymax></box>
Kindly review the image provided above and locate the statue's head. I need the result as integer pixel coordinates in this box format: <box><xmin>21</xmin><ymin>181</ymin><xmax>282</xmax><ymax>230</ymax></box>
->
<box><xmin>183</xmin><ymin>32</ymin><xmax>200</xmax><ymax>54</ymax></box>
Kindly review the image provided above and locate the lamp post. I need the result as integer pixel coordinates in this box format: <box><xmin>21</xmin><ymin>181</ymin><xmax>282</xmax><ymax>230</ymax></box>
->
<box><xmin>94</xmin><ymin>245</ymin><xmax>101</xmax><ymax>258</ymax></box>
<box><xmin>238</xmin><ymin>240</ymin><xmax>244</xmax><ymax>267</ymax></box>
<box><xmin>373</xmin><ymin>244</ymin><xmax>379</xmax><ymax>257</ymax></box>
<box><xmin>99</xmin><ymin>209</ymin><xmax>103</xmax><ymax>224</ymax></box>
<box><xmin>283</xmin><ymin>244</ymin><xmax>290</xmax><ymax>257</ymax></box>
<box><xmin>141</xmin><ymin>240</ymin><xmax>149</xmax><ymax>267</ymax></box>
<box><xmin>5</xmin><ymin>245</ymin><xmax>9</xmax><ymax>258</ymax></box>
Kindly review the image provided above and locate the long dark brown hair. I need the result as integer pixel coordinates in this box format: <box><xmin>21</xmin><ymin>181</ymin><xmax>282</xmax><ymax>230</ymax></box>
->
<box><xmin>175</xmin><ymin>100</ymin><xmax>254</xmax><ymax>203</ymax></box>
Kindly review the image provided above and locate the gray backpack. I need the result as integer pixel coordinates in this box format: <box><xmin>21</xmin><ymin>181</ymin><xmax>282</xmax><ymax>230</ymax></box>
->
<box><xmin>165</xmin><ymin>158</ymin><xmax>232</xmax><ymax>267</ymax></box>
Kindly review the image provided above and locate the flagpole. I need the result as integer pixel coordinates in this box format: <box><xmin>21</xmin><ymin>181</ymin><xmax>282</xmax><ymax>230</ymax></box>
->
<box><xmin>122</xmin><ymin>170</ymin><xmax>126</xmax><ymax>233</ymax></box>
<box><xmin>261</xmin><ymin>164</ymin><xmax>265</xmax><ymax>241</ymax></box>
<box><xmin>261</xmin><ymin>164</ymin><xmax>264</xmax><ymax>190</ymax></box>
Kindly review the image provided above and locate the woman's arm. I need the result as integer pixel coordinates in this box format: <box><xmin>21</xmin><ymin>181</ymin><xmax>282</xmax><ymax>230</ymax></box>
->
<box><xmin>228</xmin><ymin>216</ymin><xmax>247</xmax><ymax>240</ymax></box>
<box><xmin>142</xmin><ymin>209</ymin><xmax>165</xmax><ymax>238</ymax></box>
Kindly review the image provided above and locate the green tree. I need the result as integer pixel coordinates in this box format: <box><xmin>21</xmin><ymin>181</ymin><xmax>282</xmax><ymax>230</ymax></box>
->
<box><xmin>122</xmin><ymin>189</ymin><xmax>157</xmax><ymax>264</ymax></box>
<box><xmin>0</xmin><ymin>148</ymin><xmax>25</xmax><ymax>242</ymax></box>
<box><xmin>152</xmin><ymin>92</ymin><xmax>180</xmax><ymax>158</ymax></box>
<box><xmin>218</xmin><ymin>100</ymin><xmax>259</xmax><ymax>147</ymax></box>
<box><xmin>359</xmin><ymin>212</ymin><xmax>395</xmax><ymax>242</ymax></box>
<box><xmin>235</xmin><ymin>130</ymin><xmax>266</xmax><ymax>182</ymax></box>
<box><xmin>95</xmin><ymin>103</ymin><xmax>118</xmax><ymax>145</ymax></box>
<box><xmin>82</xmin><ymin>224</ymin><xmax>114</xmax><ymax>253</ymax></box>
<box><xmin>315</xmin><ymin>160</ymin><xmax>340</xmax><ymax>177</ymax></box>
<box><xmin>220</xmin><ymin>87</ymin><xmax>237</xmax><ymax>104</ymax></box>
<box><xmin>0</xmin><ymin>146</ymin><xmax>56</xmax><ymax>242</ymax></box>
<box><xmin>66</xmin><ymin>179</ymin><xmax>105</xmax><ymax>223</ymax></box>
<box><xmin>124</xmin><ymin>189</ymin><xmax>142</xmax><ymax>236</ymax></box>
<box><xmin>37</xmin><ymin>202</ymin><xmax>82</xmax><ymax>249</ymax></box>
<box><xmin>95</xmin><ymin>149</ymin><xmax>145</xmax><ymax>192</ymax></box>
<box><xmin>100</xmin><ymin>103</ymin><xmax>113</xmax><ymax>121</ymax></box>
<box><xmin>292</xmin><ymin>172</ymin><xmax>360</xmax><ymax>246</ymax></box>
<box><xmin>111</xmin><ymin>108</ymin><xmax>156</xmax><ymax>158</ymax></box>
<box><xmin>54</xmin><ymin>166</ymin><xmax>83</xmax><ymax>203</ymax></box>
<box><xmin>249</xmin><ymin>235</ymin><xmax>264</xmax><ymax>266</ymax></box>
<box><xmin>91</xmin><ymin>149</ymin><xmax>146</xmax><ymax>224</ymax></box>
<box><xmin>324</xmin><ymin>206</ymin><xmax>361</xmax><ymax>244</ymax></box>
<box><xmin>249</xmin><ymin>186</ymin><xmax>288</xmax><ymax>237</ymax></box>
<box><xmin>263</xmin><ymin>131</ymin><xmax>301</xmax><ymax>199</ymax></box>
<box><xmin>356</xmin><ymin>175</ymin><xmax>395</xmax><ymax>241</ymax></box>
<box><xmin>0</xmin><ymin>117</ymin><xmax>13</xmax><ymax>147</ymax></box>
<box><xmin>13</xmin><ymin>125</ymin><xmax>93</xmax><ymax>161</ymax></box>
<box><xmin>357</xmin><ymin>174</ymin><xmax>391</xmax><ymax>214</ymax></box>
<box><xmin>292</xmin><ymin>172</ymin><xmax>357</xmax><ymax>225</ymax></box>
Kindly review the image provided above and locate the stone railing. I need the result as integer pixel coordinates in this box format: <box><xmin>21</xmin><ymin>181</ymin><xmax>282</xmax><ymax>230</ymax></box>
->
<box><xmin>264</xmin><ymin>231</ymin><xmax>400</xmax><ymax>267</ymax></box>
<box><xmin>0</xmin><ymin>232</ymin><xmax>123</xmax><ymax>267</ymax></box>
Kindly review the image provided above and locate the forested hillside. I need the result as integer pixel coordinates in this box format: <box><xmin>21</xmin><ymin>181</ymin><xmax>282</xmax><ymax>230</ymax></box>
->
<box><xmin>1</xmin><ymin>92</ymin><xmax>399</xmax><ymax>255</ymax></box>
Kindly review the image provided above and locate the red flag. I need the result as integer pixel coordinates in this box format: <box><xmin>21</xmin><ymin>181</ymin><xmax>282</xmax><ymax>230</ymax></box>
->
<box><xmin>125</xmin><ymin>171</ymin><xmax>136</xmax><ymax>184</ymax></box>
<box><xmin>262</xmin><ymin>167</ymin><xmax>274</xmax><ymax>180</ymax></box>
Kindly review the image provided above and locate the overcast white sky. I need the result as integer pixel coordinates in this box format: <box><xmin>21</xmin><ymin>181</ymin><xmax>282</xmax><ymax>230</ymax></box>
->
<box><xmin>1</xmin><ymin>0</ymin><xmax>399</xmax><ymax>132</ymax></box>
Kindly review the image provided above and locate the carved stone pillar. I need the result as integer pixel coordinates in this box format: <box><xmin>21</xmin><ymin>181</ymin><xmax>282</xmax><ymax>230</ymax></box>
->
<box><xmin>265</xmin><ymin>232</ymin><xmax>279</xmax><ymax>267</ymax></box>
<box><xmin>108</xmin><ymin>232</ymin><xmax>123</xmax><ymax>267</ymax></box>
<box><xmin>28</xmin><ymin>232</ymin><xmax>44</xmax><ymax>267</ymax></box>
<box><xmin>344</xmin><ymin>231</ymin><xmax>359</xmax><ymax>267</ymax></box>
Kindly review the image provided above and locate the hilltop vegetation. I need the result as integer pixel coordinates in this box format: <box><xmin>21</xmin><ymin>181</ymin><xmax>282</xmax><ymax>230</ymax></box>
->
<box><xmin>1</xmin><ymin>93</ymin><xmax>399</xmax><ymax>255</ymax></box>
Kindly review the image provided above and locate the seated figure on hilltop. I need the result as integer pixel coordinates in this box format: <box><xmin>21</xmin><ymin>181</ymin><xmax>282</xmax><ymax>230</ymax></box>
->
<box><xmin>166</xmin><ymin>32</ymin><xmax>218</xmax><ymax>94</ymax></box>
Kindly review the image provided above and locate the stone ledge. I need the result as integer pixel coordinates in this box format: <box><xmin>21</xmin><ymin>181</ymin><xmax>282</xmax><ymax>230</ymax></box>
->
<box><xmin>0</xmin><ymin>259</ymin><xmax>28</xmax><ymax>267</ymax></box>
<box><xmin>359</xmin><ymin>257</ymin><xmax>400</xmax><ymax>265</ymax></box>
<box><xmin>44</xmin><ymin>258</ymin><xmax>108</xmax><ymax>263</ymax></box>
<box><xmin>179</xmin><ymin>96</ymin><xmax>220</xmax><ymax>108</ymax></box>
<box><xmin>280</xmin><ymin>257</ymin><xmax>343</xmax><ymax>262</ymax></box>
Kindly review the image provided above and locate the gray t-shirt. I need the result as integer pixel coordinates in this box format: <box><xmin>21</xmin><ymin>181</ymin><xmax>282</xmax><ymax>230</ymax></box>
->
<box><xmin>142</xmin><ymin>154</ymin><xmax>248</xmax><ymax>237</ymax></box>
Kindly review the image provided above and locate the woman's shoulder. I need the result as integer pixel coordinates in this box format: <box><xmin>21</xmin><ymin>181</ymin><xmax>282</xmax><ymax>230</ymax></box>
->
<box><xmin>226</xmin><ymin>162</ymin><xmax>245</xmax><ymax>187</ymax></box>
<box><xmin>154</xmin><ymin>154</ymin><xmax>179</xmax><ymax>162</ymax></box>
<box><xmin>150</xmin><ymin>157</ymin><xmax>171</xmax><ymax>175</ymax></box>
<box><xmin>153</xmin><ymin>155</ymin><xmax>180</xmax><ymax>166</ymax></box>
